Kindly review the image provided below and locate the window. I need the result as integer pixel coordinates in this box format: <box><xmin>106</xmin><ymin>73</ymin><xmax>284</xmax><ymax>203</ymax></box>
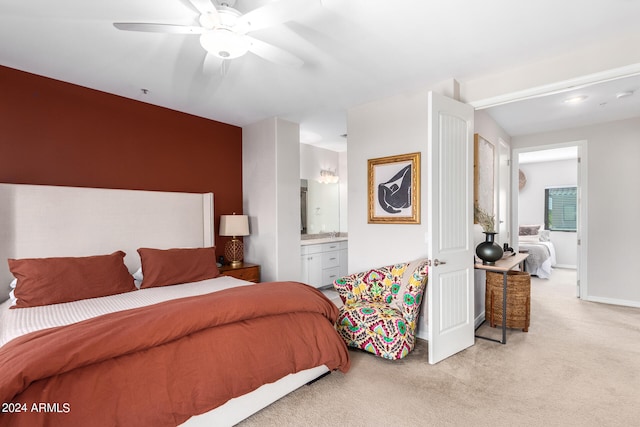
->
<box><xmin>544</xmin><ymin>187</ymin><xmax>577</xmax><ymax>231</ymax></box>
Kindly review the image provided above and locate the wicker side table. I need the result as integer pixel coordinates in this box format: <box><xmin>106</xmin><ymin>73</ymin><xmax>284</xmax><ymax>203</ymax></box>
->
<box><xmin>485</xmin><ymin>270</ymin><xmax>531</xmax><ymax>332</ymax></box>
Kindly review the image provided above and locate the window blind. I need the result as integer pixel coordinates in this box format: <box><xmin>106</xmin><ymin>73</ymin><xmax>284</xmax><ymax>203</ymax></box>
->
<box><xmin>544</xmin><ymin>186</ymin><xmax>577</xmax><ymax>231</ymax></box>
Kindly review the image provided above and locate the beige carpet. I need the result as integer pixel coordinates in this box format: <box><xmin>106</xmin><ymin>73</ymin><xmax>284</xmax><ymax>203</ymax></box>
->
<box><xmin>238</xmin><ymin>269</ymin><xmax>640</xmax><ymax>426</ymax></box>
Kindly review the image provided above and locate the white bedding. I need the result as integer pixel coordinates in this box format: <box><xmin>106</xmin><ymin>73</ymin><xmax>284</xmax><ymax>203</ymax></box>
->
<box><xmin>0</xmin><ymin>276</ymin><xmax>252</xmax><ymax>348</ymax></box>
<box><xmin>519</xmin><ymin>241</ymin><xmax>557</xmax><ymax>279</ymax></box>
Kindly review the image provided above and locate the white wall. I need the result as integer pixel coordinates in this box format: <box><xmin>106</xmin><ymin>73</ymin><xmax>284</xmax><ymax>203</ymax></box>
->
<box><xmin>347</xmin><ymin>89</ymin><xmax>430</xmax><ymax>274</ymax></box>
<box><xmin>512</xmin><ymin>117</ymin><xmax>640</xmax><ymax>307</ymax></box>
<box><xmin>243</xmin><ymin>117</ymin><xmax>300</xmax><ymax>282</ymax></box>
<box><xmin>300</xmin><ymin>143</ymin><xmax>340</xmax><ymax>180</ymax></box>
<box><xmin>518</xmin><ymin>158</ymin><xmax>578</xmax><ymax>268</ymax></box>
<box><xmin>347</xmin><ymin>88</ymin><xmax>432</xmax><ymax>338</ymax></box>
<box><xmin>339</xmin><ymin>151</ymin><xmax>348</xmax><ymax>232</ymax></box>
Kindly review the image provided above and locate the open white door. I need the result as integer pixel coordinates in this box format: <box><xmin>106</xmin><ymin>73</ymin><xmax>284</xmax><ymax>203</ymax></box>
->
<box><xmin>427</xmin><ymin>91</ymin><xmax>475</xmax><ymax>364</ymax></box>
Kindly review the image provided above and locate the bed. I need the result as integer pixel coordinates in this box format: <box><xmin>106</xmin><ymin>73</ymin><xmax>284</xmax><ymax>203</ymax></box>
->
<box><xmin>518</xmin><ymin>225</ymin><xmax>557</xmax><ymax>279</ymax></box>
<box><xmin>0</xmin><ymin>184</ymin><xmax>350</xmax><ymax>427</ymax></box>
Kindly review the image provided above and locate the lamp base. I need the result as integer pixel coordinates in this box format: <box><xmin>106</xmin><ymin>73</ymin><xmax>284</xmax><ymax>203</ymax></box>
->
<box><xmin>224</xmin><ymin>238</ymin><xmax>244</xmax><ymax>267</ymax></box>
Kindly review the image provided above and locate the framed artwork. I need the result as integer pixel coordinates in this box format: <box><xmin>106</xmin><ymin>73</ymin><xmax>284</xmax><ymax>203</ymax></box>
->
<box><xmin>368</xmin><ymin>152</ymin><xmax>420</xmax><ymax>224</ymax></box>
<box><xmin>474</xmin><ymin>134</ymin><xmax>495</xmax><ymax>217</ymax></box>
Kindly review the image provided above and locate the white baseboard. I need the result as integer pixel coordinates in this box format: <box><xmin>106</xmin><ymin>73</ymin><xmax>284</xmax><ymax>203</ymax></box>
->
<box><xmin>583</xmin><ymin>295</ymin><xmax>640</xmax><ymax>309</ymax></box>
<box><xmin>554</xmin><ymin>264</ymin><xmax>577</xmax><ymax>269</ymax></box>
<box><xmin>475</xmin><ymin>312</ymin><xmax>486</xmax><ymax>328</ymax></box>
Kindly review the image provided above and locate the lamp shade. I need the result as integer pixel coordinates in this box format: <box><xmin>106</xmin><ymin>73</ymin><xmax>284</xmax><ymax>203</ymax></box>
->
<box><xmin>219</xmin><ymin>214</ymin><xmax>249</xmax><ymax>237</ymax></box>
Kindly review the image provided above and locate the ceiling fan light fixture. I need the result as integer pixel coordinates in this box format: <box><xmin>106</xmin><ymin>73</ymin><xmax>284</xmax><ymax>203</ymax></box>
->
<box><xmin>616</xmin><ymin>91</ymin><xmax>634</xmax><ymax>99</ymax></box>
<box><xmin>200</xmin><ymin>30</ymin><xmax>249</xmax><ymax>59</ymax></box>
<box><xmin>563</xmin><ymin>95</ymin><xmax>588</xmax><ymax>104</ymax></box>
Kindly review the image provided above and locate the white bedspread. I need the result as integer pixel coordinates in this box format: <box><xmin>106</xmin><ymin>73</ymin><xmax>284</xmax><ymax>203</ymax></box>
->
<box><xmin>0</xmin><ymin>276</ymin><xmax>251</xmax><ymax>348</ymax></box>
<box><xmin>519</xmin><ymin>241</ymin><xmax>557</xmax><ymax>279</ymax></box>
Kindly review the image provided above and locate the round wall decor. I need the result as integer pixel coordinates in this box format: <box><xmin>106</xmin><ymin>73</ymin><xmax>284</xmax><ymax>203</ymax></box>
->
<box><xmin>519</xmin><ymin>169</ymin><xmax>527</xmax><ymax>190</ymax></box>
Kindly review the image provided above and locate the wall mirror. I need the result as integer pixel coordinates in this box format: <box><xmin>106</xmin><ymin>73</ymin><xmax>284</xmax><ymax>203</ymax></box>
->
<box><xmin>300</xmin><ymin>179</ymin><xmax>340</xmax><ymax>235</ymax></box>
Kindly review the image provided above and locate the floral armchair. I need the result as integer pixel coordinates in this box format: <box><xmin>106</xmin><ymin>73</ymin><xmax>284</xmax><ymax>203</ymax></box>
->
<box><xmin>332</xmin><ymin>259</ymin><xmax>429</xmax><ymax>360</ymax></box>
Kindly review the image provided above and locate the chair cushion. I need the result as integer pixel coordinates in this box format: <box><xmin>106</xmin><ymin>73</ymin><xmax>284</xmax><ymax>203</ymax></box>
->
<box><xmin>334</xmin><ymin>265</ymin><xmax>405</xmax><ymax>306</ymax></box>
<box><xmin>336</xmin><ymin>301</ymin><xmax>414</xmax><ymax>359</ymax></box>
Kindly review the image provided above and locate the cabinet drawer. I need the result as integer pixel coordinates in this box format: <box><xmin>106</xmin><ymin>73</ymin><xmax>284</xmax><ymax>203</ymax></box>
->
<box><xmin>324</xmin><ymin>242</ymin><xmax>341</xmax><ymax>252</ymax></box>
<box><xmin>300</xmin><ymin>244</ymin><xmax>323</xmax><ymax>255</ymax></box>
<box><xmin>322</xmin><ymin>266</ymin><xmax>341</xmax><ymax>287</ymax></box>
<box><xmin>322</xmin><ymin>251</ymin><xmax>340</xmax><ymax>268</ymax></box>
<box><xmin>220</xmin><ymin>265</ymin><xmax>260</xmax><ymax>283</ymax></box>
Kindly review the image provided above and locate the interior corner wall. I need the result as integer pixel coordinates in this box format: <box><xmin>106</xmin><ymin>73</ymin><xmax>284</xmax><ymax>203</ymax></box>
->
<box><xmin>0</xmin><ymin>66</ymin><xmax>243</xmax><ymax>259</ymax></box>
<box><xmin>474</xmin><ymin>110</ymin><xmax>512</xmax><ymax>149</ymax></box>
<box><xmin>338</xmin><ymin>151</ymin><xmax>348</xmax><ymax>233</ymax></box>
<box><xmin>243</xmin><ymin>117</ymin><xmax>300</xmax><ymax>282</ymax></box>
<box><xmin>299</xmin><ymin>143</ymin><xmax>339</xmax><ymax>180</ymax></box>
<box><xmin>347</xmin><ymin>89</ymin><xmax>430</xmax><ymax>274</ymax></box>
<box><xmin>512</xmin><ymin>117</ymin><xmax>640</xmax><ymax>307</ymax></box>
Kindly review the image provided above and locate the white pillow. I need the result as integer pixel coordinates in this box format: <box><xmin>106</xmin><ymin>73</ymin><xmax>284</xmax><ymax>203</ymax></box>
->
<box><xmin>8</xmin><ymin>278</ymin><xmax>18</xmax><ymax>306</ymax></box>
<box><xmin>539</xmin><ymin>229</ymin><xmax>551</xmax><ymax>242</ymax></box>
<box><xmin>519</xmin><ymin>235</ymin><xmax>540</xmax><ymax>243</ymax></box>
<box><xmin>133</xmin><ymin>267</ymin><xmax>144</xmax><ymax>289</ymax></box>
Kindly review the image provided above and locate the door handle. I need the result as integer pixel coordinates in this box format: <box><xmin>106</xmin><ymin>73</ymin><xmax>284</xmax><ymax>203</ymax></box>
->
<box><xmin>433</xmin><ymin>259</ymin><xmax>446</xmax><ymax>266</ymax></box>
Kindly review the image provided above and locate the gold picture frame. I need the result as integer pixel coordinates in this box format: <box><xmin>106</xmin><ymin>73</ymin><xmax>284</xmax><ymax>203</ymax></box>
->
<box><xmin>368</xmin><ymin>152</ymin><xmax>420</xmax><ymax>224</ymax></box>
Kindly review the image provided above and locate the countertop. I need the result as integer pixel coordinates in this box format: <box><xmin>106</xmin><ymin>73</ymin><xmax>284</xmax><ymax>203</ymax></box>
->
<box><xmin>300</xmin><ymin>236</ymin><xmax>348</xmax><ymax>246</ymax></box>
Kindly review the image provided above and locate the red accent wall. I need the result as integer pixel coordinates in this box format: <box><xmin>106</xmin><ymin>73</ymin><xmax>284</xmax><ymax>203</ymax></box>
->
<box><xmin>0</xmin><ymin>65</ymin><xmax>242</xmax><ymax>257</ymax></box>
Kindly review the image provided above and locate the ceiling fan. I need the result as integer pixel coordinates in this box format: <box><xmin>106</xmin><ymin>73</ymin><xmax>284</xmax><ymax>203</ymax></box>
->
<box><xmin>114</xmin><ymin>0</ymin><xmax>314</xmax><ymax>68</ymax></box>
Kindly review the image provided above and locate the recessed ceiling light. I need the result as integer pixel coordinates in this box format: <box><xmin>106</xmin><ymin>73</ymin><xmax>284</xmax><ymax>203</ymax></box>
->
<box><xmin>564</xmin><ymin>95</ymin><xmax>588</xmax><ymax>104</ymax></box>
<box><xmin>616</xmin><ymin>91</ymin><xmax>634</xmax><ymax>99</ymax></box>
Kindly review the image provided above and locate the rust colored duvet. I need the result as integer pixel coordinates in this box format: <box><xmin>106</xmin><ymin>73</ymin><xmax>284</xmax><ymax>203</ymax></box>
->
<box><xmin>0</xmin><ymin>281</ymin><xmax>350</xmax><ymax>426</ymax></box>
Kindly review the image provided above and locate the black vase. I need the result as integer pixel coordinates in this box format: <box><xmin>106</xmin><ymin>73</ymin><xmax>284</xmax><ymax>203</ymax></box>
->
<box><xmin>476</xmin><ymin>232</ymin><xmax>503</xmax><ymax>265</ymax></box>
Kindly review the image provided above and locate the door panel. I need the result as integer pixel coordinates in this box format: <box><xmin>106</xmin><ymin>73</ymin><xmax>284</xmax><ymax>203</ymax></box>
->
<box><xmin>427</xmin><ymin>92</ymin><xmax>475</xmax><ymax>364</ymax></box>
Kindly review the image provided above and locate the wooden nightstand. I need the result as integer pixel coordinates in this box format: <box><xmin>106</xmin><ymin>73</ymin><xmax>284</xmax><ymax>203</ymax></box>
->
<box><xmin>219</xmin><ymin>263</ymin><xmax>261</xmax><ymax>283</ymax></box>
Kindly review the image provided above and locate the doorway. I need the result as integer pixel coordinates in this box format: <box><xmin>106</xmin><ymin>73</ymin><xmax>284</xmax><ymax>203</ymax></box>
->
<box><xmin>512</xmin><ymin>141</ymin><xmax>587</xmax><ymax>298</ymax></box>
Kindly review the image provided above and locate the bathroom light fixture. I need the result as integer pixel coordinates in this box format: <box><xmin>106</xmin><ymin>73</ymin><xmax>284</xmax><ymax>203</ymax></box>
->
<box><xmin>318</xmin><ymin>169</ymin><xmax>339</xmax><ymax>184</ymax></box>
<box><xmin>564</xmin><ymin>95</ymin><xmax>588</xmax><ymax>104</ymax></box>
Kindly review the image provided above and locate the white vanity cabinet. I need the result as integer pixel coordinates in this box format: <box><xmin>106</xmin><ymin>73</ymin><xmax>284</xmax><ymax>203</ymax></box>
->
<box><xmin>300</xmin><ymin>240</ymin><xmax>348</xmax><ymax>288</ymax></box>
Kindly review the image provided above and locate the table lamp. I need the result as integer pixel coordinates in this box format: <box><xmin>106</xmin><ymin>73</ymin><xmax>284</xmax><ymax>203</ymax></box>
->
<box><xmin>219</xmin><ymin>214</ymin><xmax>250</xmax><ymax>267</ymax></box>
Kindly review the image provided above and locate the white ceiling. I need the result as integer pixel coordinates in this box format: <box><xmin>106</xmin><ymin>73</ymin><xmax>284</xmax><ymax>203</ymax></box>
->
<box><xmin>519</xmin><ymin>146</ymin><xmax>578</xmax><ymax>164</ymax></box>
<box><xmin>485</xmin><ymin>73</ymin><xmax>640</xmax><ymax>137</ymax></box>
<box><xmin>1</xmin><ymin>0</ymin><xmax>639</xmax><ymax>152</ymax></box>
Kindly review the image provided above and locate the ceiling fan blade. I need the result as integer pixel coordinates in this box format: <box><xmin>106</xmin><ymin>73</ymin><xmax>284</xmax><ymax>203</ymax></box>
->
<box><xmin>235</xmin><ymin>0</ymin><xmax>318</xmax><ymax>34</ymax></box>
<box><xmin>188</xmin><ymin>0</ymin><xmax>217</xmax><ymax>15</ymax></box>
<box><xmin>195</xmin><ymin>1</ymin><xmax>221</xmax><ymax>29</ymax></box>
<box><xmin>113</xmin><ymin>23</ymin><xmax>205</xmax><ymax>34</ymax></box>
<box><xmin>246</xmin><ymin>36</ymin><xmax>303</xmax><ymax>67</ymax></box>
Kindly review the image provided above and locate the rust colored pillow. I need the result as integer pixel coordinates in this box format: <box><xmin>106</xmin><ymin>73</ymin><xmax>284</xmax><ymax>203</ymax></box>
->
<box><xmin>138</xmin><ymin>247</ymin><xmax>219</xmax><ymax>289</ymax></box>
<box><xmin>8</xmin><ymin>251</ymin><xmax>136</xmax><ymax>309</ymax></box>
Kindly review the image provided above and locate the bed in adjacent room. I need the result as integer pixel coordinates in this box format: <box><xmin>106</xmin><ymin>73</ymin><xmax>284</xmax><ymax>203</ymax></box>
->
<box><xmin>518</xmin><ymin>225</ymin><xmax>557</xmax><ymax>279</ymax></box>
<box><xmin>0</xmin><ymin>184</ymin><xmax>350</xmax><ymax>427</ymax></box>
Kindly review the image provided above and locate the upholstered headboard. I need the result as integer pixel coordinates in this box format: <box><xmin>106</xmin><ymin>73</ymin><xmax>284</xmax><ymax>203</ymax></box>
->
<box><xmin>0</xmin><ymin>184</ymin><xmax>214</xmax><ymax>301</ymax></box>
